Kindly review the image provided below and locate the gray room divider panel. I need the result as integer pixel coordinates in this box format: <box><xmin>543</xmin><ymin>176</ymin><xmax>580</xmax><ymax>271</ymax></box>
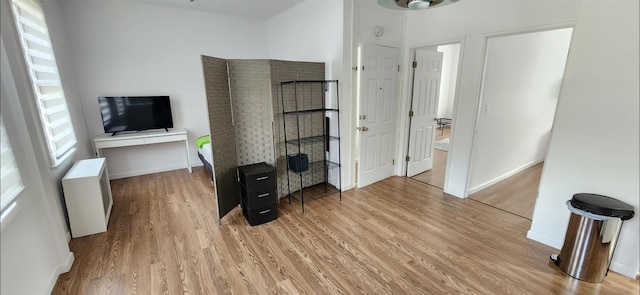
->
<box><xmin>202</xmin><ymin>56</ymin><xmax>239</xmax><ymax>223</ymax></box>
<box><xmin>227</xmin><ymin>60</ymin><xmax>275</xmax><ymax>166</ymax></box>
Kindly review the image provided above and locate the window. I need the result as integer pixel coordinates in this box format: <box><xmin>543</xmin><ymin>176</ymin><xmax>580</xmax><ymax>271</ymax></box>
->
<box><xmin>0</xmin><ymin>117</ymin><xmax>24</xmax><ymax>215</ymax></box>
<box><xmin>10</xmin><ymin>0</ymin><xmax>77</xmax><ymax>167</ymax></box>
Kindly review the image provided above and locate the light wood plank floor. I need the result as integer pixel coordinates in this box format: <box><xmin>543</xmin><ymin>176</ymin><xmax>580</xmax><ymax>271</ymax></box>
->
<box><xmin>52</xmin><ymin>168</ymin><xmax>639</xmax><ymax>294</ymax></box>
<box><xmin>469</xmin><ymin>162</ymin><xmax>544</xmax><ymax>220</ymax></box>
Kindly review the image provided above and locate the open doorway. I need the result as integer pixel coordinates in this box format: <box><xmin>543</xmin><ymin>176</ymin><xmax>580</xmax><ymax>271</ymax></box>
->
<box><xmin>467</xmin><ymin>27</ymin><xmax>573</xmax><ymax>219</ymax></box>
<box><xmin>410</xmin><ymin>43</ymin><xmax>460</xmax><ymax>189</ymax></box>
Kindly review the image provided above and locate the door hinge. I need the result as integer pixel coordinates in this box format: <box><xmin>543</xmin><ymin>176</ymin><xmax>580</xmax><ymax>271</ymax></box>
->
<box><xmin>397</xmin><ymin>64</ymin><xmax>400</xmax><ymax>72</ymax></box>
<box><xmin>409</xmin><ymin>110</ymin><xmax>414</xmax><ymax>117</ymax></box>
<box><xmin>392</xmin><ymin>159</ymin><xmax>395</xmax><ymax>165</ymax></box>
<box><xmin>362</xmin><ymin>65</ymin><xmax>365</xmax><ymax>71</ymax></box>
<box><xmin>405</xmin><ymin>156</ymin><xmax>410</xmax><ymax>162</ymax></box>
<box><xmin>412</xmin><ymin>61</ymin><xmax>417</xmax><ymax>68</ymax></box>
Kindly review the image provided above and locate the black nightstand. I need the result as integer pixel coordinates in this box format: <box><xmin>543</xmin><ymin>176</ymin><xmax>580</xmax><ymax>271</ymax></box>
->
<box><xmin>238</xmin><ymin>162</ymin><xmax>277</xmax><ymax>226</ymax></box>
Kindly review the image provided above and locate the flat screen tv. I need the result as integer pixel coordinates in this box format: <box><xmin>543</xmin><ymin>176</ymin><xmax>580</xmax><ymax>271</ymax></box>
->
<box><xmin>98</xmin><ymin>96</ymin><xmax>174</xmax><ymax>135</ymax></box>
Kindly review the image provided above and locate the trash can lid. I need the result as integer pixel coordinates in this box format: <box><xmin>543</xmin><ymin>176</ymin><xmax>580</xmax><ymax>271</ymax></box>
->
<box><xmin>570</xmin><ymin>193</ymin><xmax>635</xmax><ymax>220</ymax></box>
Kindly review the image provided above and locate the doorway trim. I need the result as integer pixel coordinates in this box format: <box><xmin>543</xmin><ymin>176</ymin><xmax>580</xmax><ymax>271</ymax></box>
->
<box><xmin>398</xmin><ymin>37</ymin><xmax>465</xmax><ymax>193</ymax></box>
<box><xmin>464</xmin><ymin>22</ymin><xmax>576</xmax><ymax>199</ymax></box>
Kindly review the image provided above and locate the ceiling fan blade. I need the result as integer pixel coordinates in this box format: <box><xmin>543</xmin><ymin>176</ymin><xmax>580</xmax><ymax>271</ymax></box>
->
<box><xmin>395</xmin><ymin>0</ymin><xmax>410</xmax><ymax>9</ymax></box>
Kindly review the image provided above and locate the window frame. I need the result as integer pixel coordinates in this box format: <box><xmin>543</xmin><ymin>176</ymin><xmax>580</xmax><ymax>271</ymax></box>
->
<box><xmin>9</xmin><ymin>0</ymin><xmax>77</xmax><ymax>168</ymax></box>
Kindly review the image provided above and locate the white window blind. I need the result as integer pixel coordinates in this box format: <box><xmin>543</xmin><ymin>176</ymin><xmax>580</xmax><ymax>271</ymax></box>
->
<box><xmin>0</xmin><ymin>117</ymin><xmax>24</xmax><ymax>213</ymax></box>
<box><xmin>11</xmin><ymin>0</ymin><xmax>77</xmax><ymax>167</ymax></box>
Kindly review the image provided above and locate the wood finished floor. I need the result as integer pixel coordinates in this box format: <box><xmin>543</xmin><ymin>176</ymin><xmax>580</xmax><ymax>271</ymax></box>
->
<box><xmin>469</xmin><ymin>162</ymin><xmax>544</xmax><ymax>220</ymax></box>
<box><xmin>412</xmin><ymin>125</ymin><xmax>541</xmax><ymax>220</ymax></box>
<box><xmin>52</xmin><ymin>168</ymin><xmax>639</xmax><ymax>294</ymax></box>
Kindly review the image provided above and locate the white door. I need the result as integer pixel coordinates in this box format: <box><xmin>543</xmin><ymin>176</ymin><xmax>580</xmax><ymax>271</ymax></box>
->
<box><xmin>406</xmin><ymin>49</ymin><xmax>443</xmax><ymax>177</ymax></box>
<box><xmin>358</xmin><ymin>44</ymin><xmax>399</xmax><ymax>188</ymax></box>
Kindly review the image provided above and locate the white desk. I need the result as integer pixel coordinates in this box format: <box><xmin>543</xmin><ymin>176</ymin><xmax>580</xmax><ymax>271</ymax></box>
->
<box><xmin>93</xmin><ymin>129</ymin><xmax>192</xmax><ymax>173</ymax></box>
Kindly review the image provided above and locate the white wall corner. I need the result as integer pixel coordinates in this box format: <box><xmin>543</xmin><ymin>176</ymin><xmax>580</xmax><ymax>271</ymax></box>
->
<box><xmin>45</xmin><ymin>251</ymin><xmax>74</xmax><ymax>294</ymax></box>
<box><xmin>526</xmin><ymin>229</ymin><xmax>563</xmax><ymax>250</ymax></box>
<box><xmin>443</xmin><ymin>186</ymin><xmax>465</xmax><ymax>199</ymax></box>
<box><xmin>609</xmin><ymin>261</ymin><xmax>639</xmax><ymax>279</ymax></box>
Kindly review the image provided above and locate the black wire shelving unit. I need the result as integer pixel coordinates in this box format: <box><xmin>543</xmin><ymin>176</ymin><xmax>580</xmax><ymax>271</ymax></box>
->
<box><xmin>280</xmin><ymin>80</ymin><xmax>341</xmax><ymax>213</ymax></box>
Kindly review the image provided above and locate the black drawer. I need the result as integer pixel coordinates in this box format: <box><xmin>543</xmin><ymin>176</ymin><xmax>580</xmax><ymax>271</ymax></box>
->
<box><xmin>242</xmin><ymin>201</ymin><xmax>277</xmax><ymax>226</ymax></box>
<box><xmin>238</xmin><ymin>163</ymin><xmax>276</xmax><ymax>193</ymax></box>
<box><xmin>241</xmin><ymin>187</ymin><xmax>277</xmax><ymax>209</ymax></box>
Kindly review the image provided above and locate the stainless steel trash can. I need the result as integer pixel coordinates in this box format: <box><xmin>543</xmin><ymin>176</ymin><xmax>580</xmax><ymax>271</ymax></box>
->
<box><xmin>551</xmin><ymin>193</ymin><xmax>634</xmax><ymax>283</ymax></box>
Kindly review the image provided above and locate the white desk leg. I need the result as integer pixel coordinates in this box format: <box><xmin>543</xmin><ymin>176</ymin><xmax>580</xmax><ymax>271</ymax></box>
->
<box><xmin>185</xmin><ymin>139</ymin><xmax>192</xmax><ymax>173</ymax></box>
<box><xmin>96</xmin><ymin>148</ymin><xmax>103</xmax><ymax>158</ymax></box>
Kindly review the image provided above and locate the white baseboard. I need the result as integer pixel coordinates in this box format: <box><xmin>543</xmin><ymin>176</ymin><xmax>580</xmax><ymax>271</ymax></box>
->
<box><xmin>109</xmin><ymin>163</ymin><xmax>203</xmax><ymax>180</ymax></box>
<box><xmin>609</xmin><ymin>261</ymin><xmax>639</xmax><ymax>279</ymax></box>
<box><xmin>527</xmin><ymin>229</ymin><xmax>562</xmax><ymax>250</ymax></box>
<box><xmin>469</xmin><ymin>160</ymin><xmax>543</xmax><ymax>194</ymax></box>
<box><xmin>45</xmin><ymin>251</ymin><xmax>74</xmax><ymax>294</ymax></box>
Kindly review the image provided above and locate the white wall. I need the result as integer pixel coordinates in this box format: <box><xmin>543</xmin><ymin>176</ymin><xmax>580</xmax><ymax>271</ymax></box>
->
<box><xmin>528</xmin><ymin>0</ymin><xmax>639</xmax><ymax>278</ymax></box>
<box><xmin>354</xmin><ymin>0</ymin><xmax>404</xmax><ymax>47</ymax></box>
<box><xmin>267</xmin><ymin>0</ymin><xmax>342</xmax><ymax>78</ymax></box>
<box><xmin>1</xmin><ymin>37</ymin><xmax>73</xmax><ymax>295</ymax></box>
<box><xmin>59</xmin><ymin>0</ymin><xmax>270</xmax><ymax>179</ymax></box>
<box><xmin>266</xmin><ymin>0</ymin><xmax>348</xmax><ymax>189</ymax></box>
<box><xmin>402</xmin><ymin>0</ymin><xmax>582</xmax><ymax>197</ymax></box>
<box><xmin>436</xmin><ymin>43</ymin><xmax>459</xmax><ymax>119</ymax></box>
<box><xmin>1</xmin><ymin>0</ymin><xmax>95</xmax><ymax>292</ymax></box>
<box><xmin>469</xmin><ymin>28</ymin><xmax>572</xmax><ymax>193</ymax></box>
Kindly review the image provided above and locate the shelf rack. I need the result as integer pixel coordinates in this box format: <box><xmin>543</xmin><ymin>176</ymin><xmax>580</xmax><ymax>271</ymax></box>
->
<box><xmin>280</xmin><ymin>80</ymin><xmax>341</xmax><ymax>213</ymax></box>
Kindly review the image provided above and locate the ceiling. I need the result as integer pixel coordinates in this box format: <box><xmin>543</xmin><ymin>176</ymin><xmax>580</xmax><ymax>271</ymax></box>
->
<box><xmin>129</xmin><ymin>0</ymin><xmax>306</xmax><ymax>19</ymax></box>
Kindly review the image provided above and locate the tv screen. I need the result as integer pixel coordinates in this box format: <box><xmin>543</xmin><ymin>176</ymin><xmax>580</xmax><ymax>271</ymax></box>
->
<box><xmin>98</xmin><ymin>96</ymin><xmax>174</xmax><ymax>134</ymax></box>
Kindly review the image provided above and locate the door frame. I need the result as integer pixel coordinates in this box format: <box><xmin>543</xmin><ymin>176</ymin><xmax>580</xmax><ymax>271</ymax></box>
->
<box><xmin>465</xmin><ymin>24</ymin><xmax>575</xmax><ymax>198</ymax></box>
<box><xmin>398</xmin><ymin>38</ymin><xmax>465</xmax><ymax>192</ymax></box>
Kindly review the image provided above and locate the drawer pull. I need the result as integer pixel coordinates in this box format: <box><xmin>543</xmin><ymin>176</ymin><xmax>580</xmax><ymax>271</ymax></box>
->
<box><xmin>259</xmin><ymin>209</ymin><xmax>271</xmax><ymax>214</ymax></box>
<box><xmin>257</xmin><ymin>193</ymin><xmax>270</xmax><ymax>198</ymax></box>
<box><xmin>256</xmin><ymin>176</ymin><xmax>269</xmax><ymax>181</ymax></box>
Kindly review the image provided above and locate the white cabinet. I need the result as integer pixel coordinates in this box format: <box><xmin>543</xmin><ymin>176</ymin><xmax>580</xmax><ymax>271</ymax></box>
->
<box><xmin>62</xmin><ymin>158</ymin><xmax>113</xmax><ymax>238</ymax></box>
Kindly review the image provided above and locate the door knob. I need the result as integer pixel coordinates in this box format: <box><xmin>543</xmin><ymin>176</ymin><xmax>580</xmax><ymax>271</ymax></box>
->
<box><xmin>361</xmin><ymin>126</ymin><xmax>369</xmax><ymax>131</ymax></box>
